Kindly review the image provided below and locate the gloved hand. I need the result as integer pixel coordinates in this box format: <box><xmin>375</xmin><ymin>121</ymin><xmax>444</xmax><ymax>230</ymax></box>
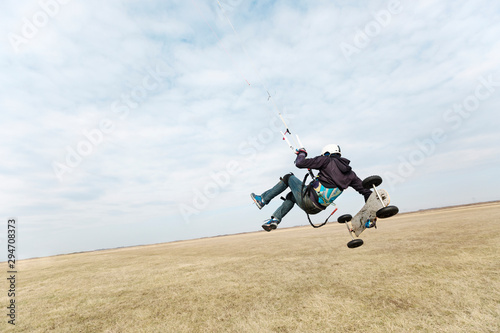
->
<box><xmin>295</xmin><ymin>148</ymin><xmax>307</xmax><ymax>157</ymax></box>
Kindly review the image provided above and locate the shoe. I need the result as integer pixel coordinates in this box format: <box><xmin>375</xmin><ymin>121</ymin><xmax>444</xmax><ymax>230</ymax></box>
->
<box><xmin>262</xmin><ymin>218</ymin><xmax>279</xmax><ymax>232</ymax></box>
<box><xmin>365</xmin><ymin>219</ymin><xmax>377</xmax><ymax>229</ymax></box>
<box><xmin>251</xmin><ymin>193</ymin><xmax>265</xmax><ymax>210</ymax></box>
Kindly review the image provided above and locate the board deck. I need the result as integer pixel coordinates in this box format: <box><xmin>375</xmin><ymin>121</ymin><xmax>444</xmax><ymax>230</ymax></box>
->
<box><xmin>351</xmin><ymin>189</ymin><xmax>390</xmax><ymax>237</ymax></box>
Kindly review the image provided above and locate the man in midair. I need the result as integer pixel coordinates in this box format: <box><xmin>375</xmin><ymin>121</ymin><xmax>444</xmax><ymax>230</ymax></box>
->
<box><xmin>251</xmin><ymin>144</ymin><xmax>372</xmax><ymax>231</ymax></box>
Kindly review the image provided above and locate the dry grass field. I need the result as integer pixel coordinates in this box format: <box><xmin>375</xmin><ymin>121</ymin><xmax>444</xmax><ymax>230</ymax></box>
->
<box><xmin>2</xmin><ymin>202</ymin><xmax>500</xmax><ymax>332</ymax></box>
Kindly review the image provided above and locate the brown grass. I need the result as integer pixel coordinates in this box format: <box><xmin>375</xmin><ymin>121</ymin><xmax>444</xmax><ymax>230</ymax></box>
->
<box><xmin>2</xmin><ymin>202</ymin><xmax>500</xmax><ymax>332</ymax></box>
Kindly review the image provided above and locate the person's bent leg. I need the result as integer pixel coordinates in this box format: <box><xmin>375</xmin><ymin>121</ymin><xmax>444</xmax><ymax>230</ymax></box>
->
<box><xmin>270</xmin><ymin>192</ymin><xmax>295</xmax><ymax>223</ymax></box>
<box><xmin>260</xmin><ymin>173</ymin><xmax>293</xmax><ymax>204</ymax></box>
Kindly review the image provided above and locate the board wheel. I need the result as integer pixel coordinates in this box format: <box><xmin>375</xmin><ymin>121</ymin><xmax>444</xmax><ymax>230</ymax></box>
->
<box><xmin>347</xmin><ymin>239</ymin><xmax>364</xmax><ymax>248</ymax></box>
<box><xmin>376</xmin><ymin>205</ymin><xmax>399</xmax><ymax>218</ymax></box>
<box><xmin>362</xmin><ymin>175</ymin><xmax>382</xmax><ymax>189</ymax></box>
<box><xmin>337</xmin><ymin>214</ymin><xmax>352</xmax><ymax>223</ymax></box>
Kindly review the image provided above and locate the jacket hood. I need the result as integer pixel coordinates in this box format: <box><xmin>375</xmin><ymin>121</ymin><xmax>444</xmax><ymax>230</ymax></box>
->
<box><xmin>332</xmin><ymin>155</ymin><xmax>352</xmax><ymax>173</ymax></box>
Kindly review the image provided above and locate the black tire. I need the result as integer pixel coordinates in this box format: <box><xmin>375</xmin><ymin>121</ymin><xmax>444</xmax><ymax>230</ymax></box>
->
<box><xmin>347</xmin><ymin>239</ymin><xmax>364</xmax><ymax>248</ymax></box>
<box><xmin>362</xmin><ymin>175</ymin><xmax>382</xmax><ymax>189</ymax></box>
<box><xmin>337</xmin><ymin>214</ymin><xmax>352</xmax><ymax>223</ymax></box>
<box><xmin>376</xmin><ymin>205</ymin><xmax>399</xmax><ymax>219</ymax></box>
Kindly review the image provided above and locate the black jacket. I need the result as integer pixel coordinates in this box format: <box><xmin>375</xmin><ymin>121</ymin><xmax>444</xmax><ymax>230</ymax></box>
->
<box><xmin>295</xmin><ymin>152</ymin><xmax>371</xmax><ymax>202</ymax></box>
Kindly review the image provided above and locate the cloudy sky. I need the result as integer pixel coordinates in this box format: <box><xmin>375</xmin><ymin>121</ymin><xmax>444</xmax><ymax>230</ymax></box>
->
<box><xmin>1</xmin><ymin>0</ymin><xmax>499</xmax><ymax>260</ymax></box>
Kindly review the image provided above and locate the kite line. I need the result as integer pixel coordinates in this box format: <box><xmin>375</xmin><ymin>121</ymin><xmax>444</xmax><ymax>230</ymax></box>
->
<box><xmin>216</xmin><ymin>0</ymin><xmax>301</xmax><ymax>151</ymax></box>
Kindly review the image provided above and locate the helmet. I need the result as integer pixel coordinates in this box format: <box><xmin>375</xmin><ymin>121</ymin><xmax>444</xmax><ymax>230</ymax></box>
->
<box><xmin>321</xmin><ymin>144</ymin><xmax>341</xmax><ymax>156</ymax></box>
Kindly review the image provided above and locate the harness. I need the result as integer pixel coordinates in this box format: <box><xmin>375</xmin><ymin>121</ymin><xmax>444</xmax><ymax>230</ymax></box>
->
<box><xmin>301</xmin><ymin>172</ymin><xmax>341</xmax><ymax>228</ymax></box>
<box><xmin>312</xmin><ymin>180</ymin><xmax>343</xmax><ymax>207</ymax></box>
